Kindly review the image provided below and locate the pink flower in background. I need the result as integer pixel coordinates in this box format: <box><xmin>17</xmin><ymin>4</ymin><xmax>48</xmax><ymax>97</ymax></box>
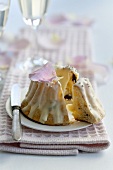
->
<box><xmin>70</xmin><ymin>56</ymin><xmax>110</xmax><ymax>85</ymax></box>
<box><xmin>49</xmin><ymin>14</ymin><xmax>68</xmax><ymax>25</ymax></box>
<box><xmin>48</xmin><ymin>14</ymin><xmax>94</xmax><ymax>26</ymax></box>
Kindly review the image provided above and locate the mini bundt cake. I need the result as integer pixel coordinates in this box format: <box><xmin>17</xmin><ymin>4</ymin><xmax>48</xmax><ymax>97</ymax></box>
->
<box><xmin>21</xmin><ymin>62</ymin><xmax>105</xmax><ymax>126</ymax></box>
<box><xmin>21</xmin><ymin>62</ymin><xmax>78</xmax><ymax>125</ymax></box>
<box><xmin>67</xmin><ymin>78</ymin><xmax>105</xmax><ymax>124</ymax></box>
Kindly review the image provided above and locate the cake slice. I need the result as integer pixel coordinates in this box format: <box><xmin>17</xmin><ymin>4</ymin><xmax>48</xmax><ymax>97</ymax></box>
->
<box><xmin>67</xmin><ymin>78</ymin><xmax>105</xmax><ymax>124</ymax></box>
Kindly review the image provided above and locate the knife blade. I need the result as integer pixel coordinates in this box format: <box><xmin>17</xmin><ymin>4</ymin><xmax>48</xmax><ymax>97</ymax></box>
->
<box><xmin>11</xmin><ymin>84</ymin><xmax>22</xmax><ymax>141</ymax></box>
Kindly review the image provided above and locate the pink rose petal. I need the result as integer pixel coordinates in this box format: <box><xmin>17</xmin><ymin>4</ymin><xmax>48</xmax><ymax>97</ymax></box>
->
<box><xmin>29</xmin><ymin>62</ymin><xmax>57</xmax><ymax>82</ymax></box>
<box><xmin>49</xmin><ymin>14</ymin><xmax>67</xmax><ymax>24</ymax></box>
<box><xmin>0</xmin><ymin>53</ymin><xmax>11</xmax><ymax>68</ymax></box>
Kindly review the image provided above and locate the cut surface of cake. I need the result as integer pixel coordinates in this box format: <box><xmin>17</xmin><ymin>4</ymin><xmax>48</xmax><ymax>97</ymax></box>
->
<box><xmin>67</xmin><ymin>78</ymin><xmax>105</xmax><ymax>124</ymax></box>
<box><xmin>56</xmin><ymin>65</ymin><xmax>79</xmax><ymax>104</ymax></box>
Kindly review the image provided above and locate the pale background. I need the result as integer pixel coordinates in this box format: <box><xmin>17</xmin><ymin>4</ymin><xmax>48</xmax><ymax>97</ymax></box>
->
<box><xmin>1</xmin><ymin>0</ymin><xmax>113</xmax><ymax>169</ymax></box>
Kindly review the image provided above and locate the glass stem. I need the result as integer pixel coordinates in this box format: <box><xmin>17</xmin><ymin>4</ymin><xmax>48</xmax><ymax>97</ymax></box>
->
<box><xmin>31</xmin><ymin>26</ymin><xmax>47</xmax><ymax>67</ymax></box>
<box><xmin>32</xmin><ymin>27</ymin><xmax>39</xmax><ymax>57</ymax></box>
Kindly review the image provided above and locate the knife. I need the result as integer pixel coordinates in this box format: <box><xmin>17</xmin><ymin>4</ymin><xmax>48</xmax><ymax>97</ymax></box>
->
<box><xmin>11</xmin><ymin>84</ymin><xmax>22</xmax><ymax>141</ymax></box>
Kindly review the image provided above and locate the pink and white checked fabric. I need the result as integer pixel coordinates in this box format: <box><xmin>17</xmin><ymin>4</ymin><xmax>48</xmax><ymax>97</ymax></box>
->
<box><xmin>0</xmin><ymin>24</ymin><xmax>110</xmax><ymax>155</ymax></box>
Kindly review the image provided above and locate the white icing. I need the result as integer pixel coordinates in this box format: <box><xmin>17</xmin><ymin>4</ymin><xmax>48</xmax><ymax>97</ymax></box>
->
<box><xmin>28</xmin><ymin>83</ymin><xmax>47</xmax><ymax>118</ymax></box>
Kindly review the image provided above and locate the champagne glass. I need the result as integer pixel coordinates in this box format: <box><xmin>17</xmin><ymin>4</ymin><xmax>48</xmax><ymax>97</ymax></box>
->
<box><xmin>0</xmin><ymin>0</ymin><xmax>10</xmax><ymax>92</ymax></box>
<box><xmin>0</xmin><ymin>0</ymin><xmax>10</xmax><ymax>37</ymax></box>
<box><xmin>18</xmin><ymin>0</ymin><xmax>49</xmax><ymax>70</ymax></box>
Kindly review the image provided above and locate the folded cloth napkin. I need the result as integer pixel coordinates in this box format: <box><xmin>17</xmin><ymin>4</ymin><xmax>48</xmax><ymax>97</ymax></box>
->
<box><xmin>0</xmin><ymin>68</ymin><xmax>110</xmax><ymax>156</ymax></box>
<box><xmin>0</xmin><ymin>23</ymin><xmax>110</xmax><ymax>155</ymax></box>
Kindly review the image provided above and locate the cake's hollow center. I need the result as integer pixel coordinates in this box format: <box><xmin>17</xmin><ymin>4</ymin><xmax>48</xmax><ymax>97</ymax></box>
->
<box><xmin>72</xmin><ymin>74</ymin><xmax>77</xmax><ymax>82</ymax></box>
<box><xmin>64</xmin><ymin>94</ymin><xmax>72</xmax><ymax>100</ymax></box>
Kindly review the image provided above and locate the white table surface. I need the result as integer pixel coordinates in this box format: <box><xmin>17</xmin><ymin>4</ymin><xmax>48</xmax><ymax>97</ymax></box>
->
<box><xmin>0</xmin><ymin>0</ymin><xmax>113</xmax><ymax>170</ymax></box>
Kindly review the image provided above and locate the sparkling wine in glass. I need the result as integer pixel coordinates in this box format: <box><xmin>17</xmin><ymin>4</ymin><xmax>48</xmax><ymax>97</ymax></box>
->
<box><xmin>0</xmin><ymin>0</ymin><xmax>10</xmax><ymax>89</ymax></box>
<box><xmin>0</xmin><ymin>1</ymin><xmax>10</xmax><ymax>37</ymax></box>
<box><xmin>18</xmin><ymin>0</ymin><xmax>49</xmax><ymax>68</ymax></box>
